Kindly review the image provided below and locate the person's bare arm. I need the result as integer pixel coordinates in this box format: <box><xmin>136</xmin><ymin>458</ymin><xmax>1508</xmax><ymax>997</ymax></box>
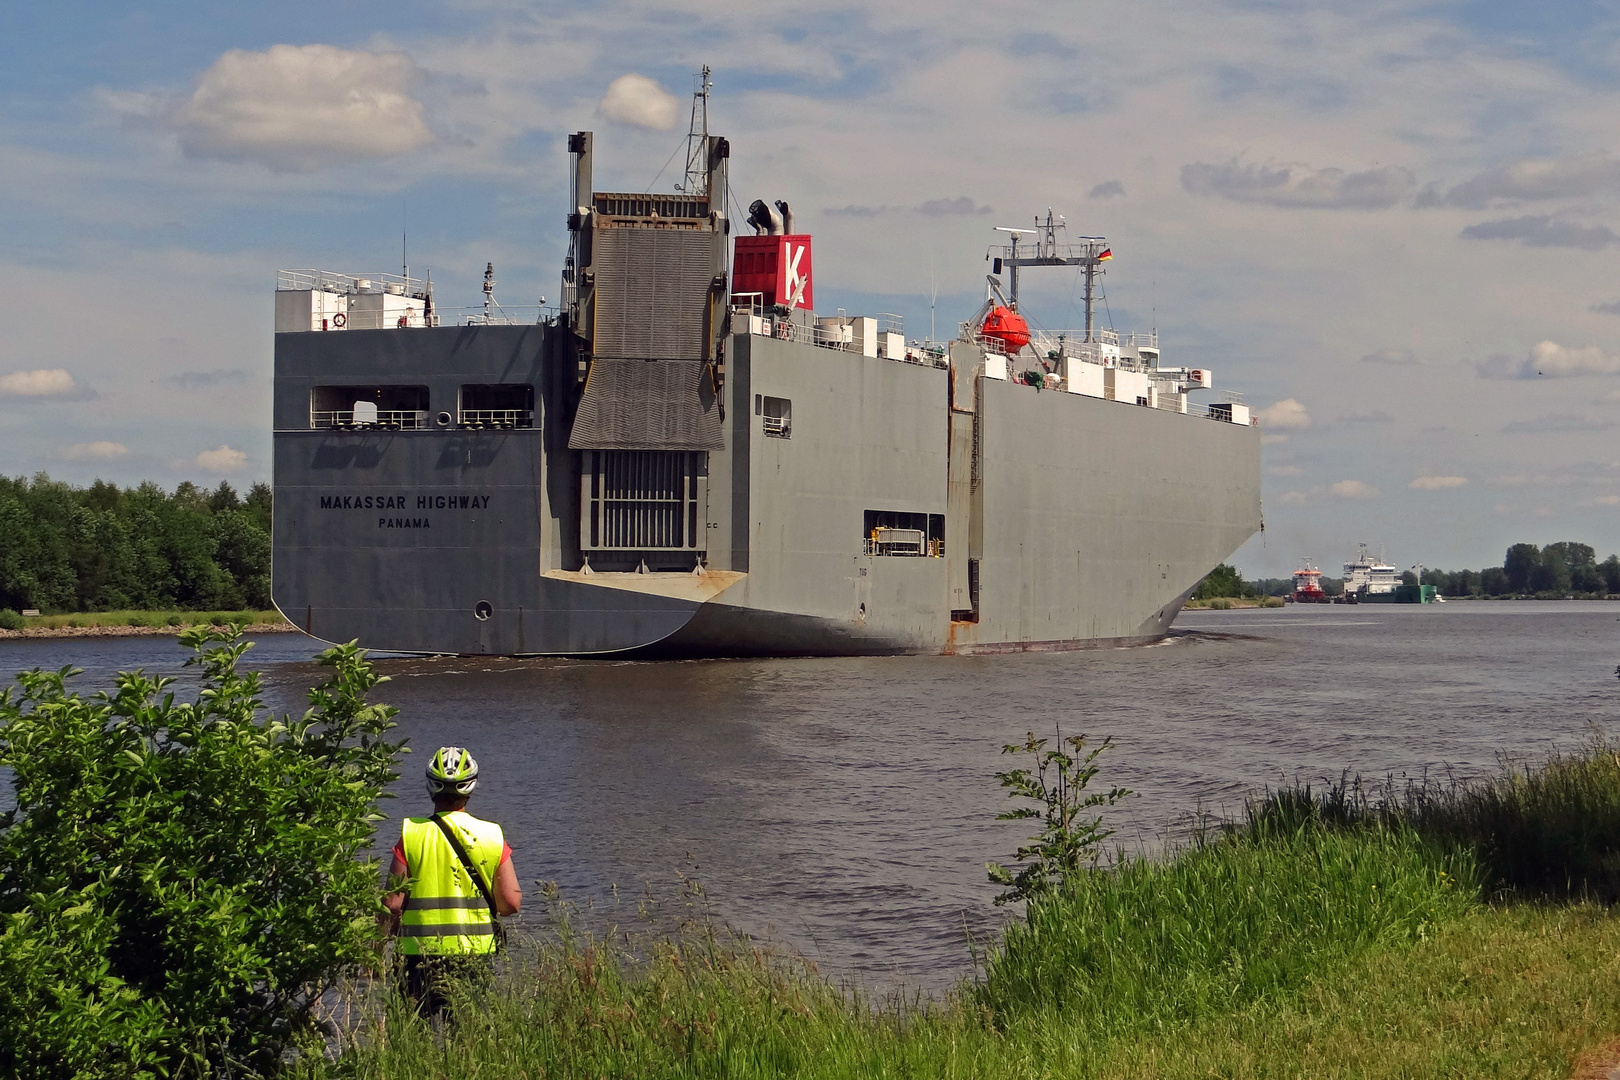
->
<box><xmin>494</xmin><ymin>858</ymin><xmax>522</xmax><ymax>916</ymax></box>
<box><xmin>381</xmin><ymin>855</ymin><xmax>409</xmax><ymax>932</ymax></box>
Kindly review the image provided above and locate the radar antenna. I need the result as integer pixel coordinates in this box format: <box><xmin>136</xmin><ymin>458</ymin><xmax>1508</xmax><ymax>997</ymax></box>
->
<box><xmin>990</xmin><ymin>210</ymin><xmax>1111</xmax><ymax>340</ymax></box>
<box><xmin>679</xmin><ymin>65</ymin><xmax>712</xmax><ymax>196</ymax></box>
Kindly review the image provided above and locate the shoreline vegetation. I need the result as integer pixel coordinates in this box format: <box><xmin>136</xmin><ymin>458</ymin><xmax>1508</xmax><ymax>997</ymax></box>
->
<box><xmin>0</xmin><ymin>609</ymin><xmax>293</xmax><ymax>639</ymax></box>
<box><xmin>1196</xmin><ymin>540</ymin><xmax>1620</xmax><ymax>603</ymax></box>
<box><xmin>301</xmin><ymin>734</ymin><xmax>1620</xmax><ymax>1079</ymax></box>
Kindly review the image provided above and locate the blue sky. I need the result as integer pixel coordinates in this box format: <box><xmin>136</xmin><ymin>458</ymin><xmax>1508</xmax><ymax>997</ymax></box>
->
<box><xmin>4</xmin><ymin>0</ymin><xmax>1620</xmax><ymax>576</ymax></box>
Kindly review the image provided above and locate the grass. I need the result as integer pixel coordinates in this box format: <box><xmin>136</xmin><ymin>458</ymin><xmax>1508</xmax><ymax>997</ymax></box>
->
<box><xmin>1252</xmin><ymin>732</ymin><xmax>1620</xmax><ymax>901</ymax></box>
<box><xmin>0</xmin><ymin>608</ymin><xmax>288</xmax><ymax>630</ymax></box>
<box><xmin>1183</xmin><ymin>596</ymin><xmax>1287</xmax><ymax>609</ymax></box>
<box><xmin>301</xmin><ymin>740</ymin><xmax>1620</xmax><ymax>1080</ymax></box>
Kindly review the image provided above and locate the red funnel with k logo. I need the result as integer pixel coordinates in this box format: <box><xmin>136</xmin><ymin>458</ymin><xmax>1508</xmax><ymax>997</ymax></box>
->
<box><xmin>732</xmin><ymin>234</ymin><xmax>814</xmax><ymax>310</ymax></box>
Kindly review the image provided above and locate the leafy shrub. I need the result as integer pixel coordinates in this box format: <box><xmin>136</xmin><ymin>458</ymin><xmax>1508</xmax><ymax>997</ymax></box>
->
<box><xmin>125</xmin><ymin>613</ymin><xmax>149</xmax><ymax>627</ymax></box>
<box><xmin>0</xmin><ymin>610</ymin><xmax>21</xmax><ymax>631</ymax></box>
<box><xmin>986</xmin><ymin>732</ymin><xmax>1131</xmax><ymax>906</ymax></box>
<box><xmin>166</xmin><ymin>614</ymin><xmax>183</xmax><ymax>626</ymax></box>
<box><xmin>0</xmin><ymin>626</ymin><xmax>406</xmax><ymax>1077</ymax></box>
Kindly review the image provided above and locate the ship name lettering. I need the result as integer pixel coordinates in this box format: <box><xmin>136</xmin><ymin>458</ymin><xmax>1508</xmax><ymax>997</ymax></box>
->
<box><xmin>320</xmin><ymin>494</ymin><xmax>410</xmax><ymax>510</ymax></box>
<box><xmin>416</xmin><ymin>495</ymin><xmax>491</xmax><ymax>510</ymax></box>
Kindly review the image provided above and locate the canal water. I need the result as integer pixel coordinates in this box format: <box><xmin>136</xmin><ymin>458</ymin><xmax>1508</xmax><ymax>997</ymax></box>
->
<box><xmin>2</xmin><ymin>601</ymin><xmax>1615</xmax><ymax>989</ymax></box>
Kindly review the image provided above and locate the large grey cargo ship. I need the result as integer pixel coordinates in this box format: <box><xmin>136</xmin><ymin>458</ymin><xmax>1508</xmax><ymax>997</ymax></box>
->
<box><xmin>271</xmin><ymin>84</ymin><xmax>1262</xmax><ymax>657</ymax></box>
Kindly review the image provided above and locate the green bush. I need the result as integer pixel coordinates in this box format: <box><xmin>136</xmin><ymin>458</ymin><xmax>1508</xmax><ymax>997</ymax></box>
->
<box><xmin>0</xmin><ymin>609</ymin><xmax>21</xmax><ymax>631</ymax></box>
<box><xmin>165</xmin><ymin>614</ymin><xmax>183</xmax><ymax>626</ymax></box>
<box><xmin>124</xmin><ymin>613</ymin><xmax>149</xmax><ymax>627</ymax></box>
<box><xmin>0</xmin><ymin>625</ymin><xmax>407</xmax><ymax>1077</ymax></box>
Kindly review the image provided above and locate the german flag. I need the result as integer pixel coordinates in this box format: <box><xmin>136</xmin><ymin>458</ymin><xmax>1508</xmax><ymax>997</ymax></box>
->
<box><xmin>1096</xmin><ymin>247</ymin><xmax>1113</xmax><ymax>261</ymax></box>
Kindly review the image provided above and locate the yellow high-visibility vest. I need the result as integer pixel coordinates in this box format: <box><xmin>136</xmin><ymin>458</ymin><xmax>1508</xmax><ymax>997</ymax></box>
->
<box><xmin>397</xmin><ymin>811</ymin><xmax>505</xmax><ymax>955</ymax></box>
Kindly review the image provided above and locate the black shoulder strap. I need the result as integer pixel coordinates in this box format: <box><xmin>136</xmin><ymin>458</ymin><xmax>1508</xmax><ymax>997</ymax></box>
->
<box><xmin>430</xmin><ymin>813</ymin><xmax>502</xmax><ymax>932</ymax></box>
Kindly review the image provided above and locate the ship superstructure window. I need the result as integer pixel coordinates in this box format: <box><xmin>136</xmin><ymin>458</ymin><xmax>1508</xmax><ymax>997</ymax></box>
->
<box><xmin>580</xmin><ymin>450</ymin><xmax>708</xmax><ymax>553</ymax></box>
<box><xmin>762</xmin><ymin>396</ymin><xmax>791</xmax><ymax>438</ymax></box>
<box><xmin>310</xmin><ymin>385</ymin><xmax>429</xmax><ymax>429</ymax></box>
<box><xmin>459</xmin><ymin>384</ymin><xmax>535</xmax><ymax>429</ymax></box>
<box><xmin>863</xmin><ymin>510</ymin><xmax>945</xmax><ymax>557</ymax></box>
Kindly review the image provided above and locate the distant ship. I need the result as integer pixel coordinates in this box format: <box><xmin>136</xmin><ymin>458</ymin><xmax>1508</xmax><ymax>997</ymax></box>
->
<box><xmin>1291</xmin><ymin>560</ymin><xmax>1329</xmax><ymax>603</ymax></box>
<box><xmin>1340</xmin><ymin>544</ymin><xmax>1437</xmax><ymax>604</ymax></box>
<box><xmin>1342</xmin><ymin>544</ymin><xmax>1400</xmax><ymax>603</ymax></box>
<box><xmin>269</xmin><ymin>72</ymin><xmax>1262</xmax><ymax>656</ymax></box>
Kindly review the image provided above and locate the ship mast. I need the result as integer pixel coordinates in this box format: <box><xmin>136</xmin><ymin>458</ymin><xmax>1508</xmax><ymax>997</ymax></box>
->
<box><xmin>679</xmin><ymin>65</ymin><xmax>712</xmax><ymax>196</ymax></box>
<box><xmin>992</xmin><ymin>211</ymin><xmax>1110</xmax><ymax>340</ymax></box>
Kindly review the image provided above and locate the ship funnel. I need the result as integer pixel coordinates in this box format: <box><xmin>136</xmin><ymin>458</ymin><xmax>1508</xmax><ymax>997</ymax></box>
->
<box><xmin>774</xmin><ymin>200</ymin><xmax>794</xmax><ymax>234</ymax></box>
<box><xmin>748</xmin><ymin>199</ymin><xmax>784</xmax><ymax>235</ymax></box>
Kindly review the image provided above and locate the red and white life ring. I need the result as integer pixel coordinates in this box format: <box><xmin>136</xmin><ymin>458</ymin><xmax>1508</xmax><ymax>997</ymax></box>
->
<box><xmin>332</xmin><ymin>312</ymin><xmax>347</xmax><ymax>328</ymax></box>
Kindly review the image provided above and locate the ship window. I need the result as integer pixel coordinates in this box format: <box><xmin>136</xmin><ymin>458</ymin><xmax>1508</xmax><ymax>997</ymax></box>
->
<box><xmin>763</xmin><ymin>396</ymin><xmax>791</xmax><ymax>438</ymax></box>
<box><xmin>459</xmin><ymin>384</ymin><xmax>535</xmax><ymax>429</ymax></box>
<box><xmin>310</xmin><ymin>385</ymin><xmax>429</xmax><ymax>429</ymax></box>
<box><xmin>863</xmin><ymin>510</ymin><xmax>945</xmax><ymax>557</ymax></box>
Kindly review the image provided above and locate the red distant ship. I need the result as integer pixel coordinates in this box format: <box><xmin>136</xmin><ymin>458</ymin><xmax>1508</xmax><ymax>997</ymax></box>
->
<box><xmin>1292</xmin><ymin>560</ymin><xmax>1328</xmax><ymax>603</ymax></box>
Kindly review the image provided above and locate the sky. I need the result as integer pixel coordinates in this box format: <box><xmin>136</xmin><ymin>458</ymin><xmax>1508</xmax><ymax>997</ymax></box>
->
<box><xmin>3</xmin><ymin>0</ymin><xmax>1620</xmax><ymax>576</ymax></box>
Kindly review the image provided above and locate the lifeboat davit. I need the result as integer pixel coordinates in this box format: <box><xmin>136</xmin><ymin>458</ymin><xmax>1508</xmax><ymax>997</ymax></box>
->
<box><xmin>981</xmin><ymin>306</ymin><xmax>1030</xmax><ymax>355</ymax></box>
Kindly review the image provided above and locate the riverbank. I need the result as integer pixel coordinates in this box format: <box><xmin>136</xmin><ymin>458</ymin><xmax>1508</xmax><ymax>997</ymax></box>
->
<box><xmin>310</xmin><ymin>738</ymin><xmax>1620</xmax><ymax>1079</ymax></box>
<box><xmin>1181</xmin><ymin>596</ymin><xmax>1286</xmax><ymax>609</ymax></box>
<box><xmin>0</xmin><ymin>609</ymin><xmax>293</xmax><ymax>639</ymax></box>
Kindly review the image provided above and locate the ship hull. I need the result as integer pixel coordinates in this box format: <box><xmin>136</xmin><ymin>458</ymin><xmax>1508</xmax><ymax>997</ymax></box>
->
<box><xmin>272</xmin><ymin>325</ymin><xmax>1261</xmax><ymax>656</ymax></box>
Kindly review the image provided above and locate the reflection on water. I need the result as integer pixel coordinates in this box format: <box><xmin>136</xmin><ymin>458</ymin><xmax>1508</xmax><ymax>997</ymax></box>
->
<box><xmin>1</xmin><ymin>602</ymin><xmax>1616</xmax><ymax>988</ymax></box>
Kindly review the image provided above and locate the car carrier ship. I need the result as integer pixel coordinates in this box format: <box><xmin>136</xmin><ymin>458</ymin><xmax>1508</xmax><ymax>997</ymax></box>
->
<box><xmin>270</xmin><ymin>78</ymin><xmax>1262</xmax><ymax>656</ymax></box>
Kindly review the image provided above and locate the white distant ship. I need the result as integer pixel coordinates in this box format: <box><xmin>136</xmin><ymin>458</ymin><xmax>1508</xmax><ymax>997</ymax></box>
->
<box><xmin>1343</xmin><ymin>544</ymin><xmax>1400</xmax><ymax>602</ymax></box>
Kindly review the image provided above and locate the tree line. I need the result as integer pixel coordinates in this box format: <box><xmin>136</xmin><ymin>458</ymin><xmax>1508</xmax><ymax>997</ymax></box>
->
<box><xmin>1200</xmin><ymin>541</ymin><xmax>1620</xmax><ymax>600</ymax></box>
<box><xmin>0</xmin><ymin>474</ymin><xmax>272</xmax><ymax>614</ymax></box>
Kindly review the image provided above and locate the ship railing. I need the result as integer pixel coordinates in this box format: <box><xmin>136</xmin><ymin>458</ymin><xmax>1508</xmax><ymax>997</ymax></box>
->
<box><xmin>438</xmin><ymin>305</ymin><xmax>552</xmax><ymax>326</ymax></box>
<box><xmin>877</xmin><ymin>312</ymin><xmax>904</xmax><ymax>336</ymax></box>
<box><xmin>863</xmin><ymin>530</ymin><xmax>942</xmax><ymax>557</ymax></box>
<box><xmin>762</xmin><ymin>414</ymin><xmax>791</xmax><ymax>438</ymax></box>
<box><xmin>342</xmin><ymin>310</ymin><xmax>441</xmax><ymax>330</ymax></box>
<box><xmin>310</xmin><ymin>409</ymin><xmax>430</xmax><ymax>430</ymax></box>
<box><xmin>457</xmin><ymin>408</ymin><xmax>534</xmax><ymax>429</ymax></box>
<box><xmin>277</xmin><ymin>269</ymin><xmax>430</xmax><ymax>296</ymax></box>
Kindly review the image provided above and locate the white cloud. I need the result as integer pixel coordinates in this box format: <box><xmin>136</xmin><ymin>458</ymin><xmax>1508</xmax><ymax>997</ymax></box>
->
<box><xmin>1521</xmin><ymin>341</ymin><xmax>1620</xmax><ymax>377</ymax></box>
<box><xmin>1181</xmin><ymin>160</ymin><xmax>1415</xmax><ymax>209</ymax></box>
<box><xmin>166</xmin><ymin>45</ymin><xmax>433</xmax><ymax>172</ymax></box>
<box><xmin>0</xmin><ymin>368</ymin><xmax>82</xmax><ymax>397</ymax></box>
<box><xmin>195</xmin><ymin>445</ymin><xmax>247</xmax><ymax>473</ymax></box>
<box><xmin>1328</xmin><ymin>479</ymin><xmax>1379</xmax><ymax>499</ymax></box>
<box><xmin>1278</xmin><ymin>490</ymin><xmax>1310</xmax><ymax>505</ymax></box>
<box><xmin>1587</xmin><ymin>494</ymin><xmax>1620</xmax><ymax>506</ymax></box>
<box><xmin>60</xmin><ymin>441</ymin><xmax>129</xmax><ymax>461</ymax></box>
<box><xmin>1410</xmin><ymin>475</ymin><xmax>1468</xmax><ymax>490</ymax></box>
<box><xmin>1268</xmin><ymin>464</ymin><xmax>1305</xmax><ymax>476</ymax></box>
<box><xmin>598</xmin><ymin>74</ymin><xmax>680</xmax><ymax>130</ymax></box>
<box><xmin>1258</xmin><ymin>398</ymin><xmax>1311</xmax><ymax>429</ymax></box>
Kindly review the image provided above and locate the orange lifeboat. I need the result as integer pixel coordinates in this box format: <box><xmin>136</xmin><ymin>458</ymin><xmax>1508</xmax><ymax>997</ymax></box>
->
<box><xmin>981</xmin><ymin>306</ymin><xmax>1030</xmax><ymax>355</ymax></box>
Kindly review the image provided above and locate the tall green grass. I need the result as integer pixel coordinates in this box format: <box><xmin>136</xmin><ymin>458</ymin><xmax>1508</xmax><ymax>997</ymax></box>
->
<box><xmin>1251</xmin><ymin>732</ymin><xmax>1620</xmax><ymax>901</ymax></box>
<box><xmin>977</xmin><ymin>823</ymin><xmax>1476</xmax><ymax>1034</ymax></box>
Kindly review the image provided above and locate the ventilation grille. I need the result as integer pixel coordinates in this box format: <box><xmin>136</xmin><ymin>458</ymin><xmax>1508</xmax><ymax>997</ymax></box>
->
<box><xmin>581</xmin><ymin>450</ymin><xmax>707</xmax><ymax>551</ymax></box>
